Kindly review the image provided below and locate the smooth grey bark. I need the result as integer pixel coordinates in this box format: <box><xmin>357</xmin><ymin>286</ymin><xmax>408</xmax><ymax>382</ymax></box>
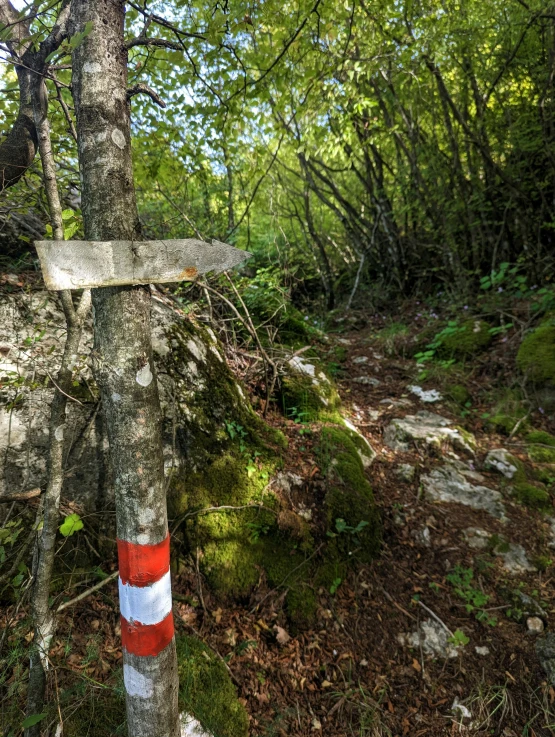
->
<box><xmin>70</xmin><ymin>2</ymin><xmax>180</xmax><ymax>736</ymax></box>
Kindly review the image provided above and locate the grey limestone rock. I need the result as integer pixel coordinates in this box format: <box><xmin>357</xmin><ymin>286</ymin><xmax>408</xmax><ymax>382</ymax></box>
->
<box><xmin>384</xmin><ymin>411</ymin><xmax>476</xmax><ymax>455</ymax></box>
<box><xmin>422</xmin><ymin>465</ymin><xmax>506</xmax><ymax>518</ymax></box>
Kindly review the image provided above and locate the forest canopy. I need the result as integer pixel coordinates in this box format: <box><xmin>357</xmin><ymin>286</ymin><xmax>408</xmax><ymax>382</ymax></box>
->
<box><xmin>2</xmin><ymin>0</ymin><xmax>555</xmax><ymax>305</ymax></box>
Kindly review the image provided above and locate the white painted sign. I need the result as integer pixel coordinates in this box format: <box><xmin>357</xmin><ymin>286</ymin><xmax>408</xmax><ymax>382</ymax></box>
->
<box><xmin>34</xmin><ymin>238</ymin><xmax>251</xmax><ymax>290</ymax></box>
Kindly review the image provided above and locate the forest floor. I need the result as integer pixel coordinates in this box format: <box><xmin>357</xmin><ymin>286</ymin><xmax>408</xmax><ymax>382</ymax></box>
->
<box><xmin>3</xmin><ymin>296</ymin><xmax>555</xmax><ymax>737</ymax></box>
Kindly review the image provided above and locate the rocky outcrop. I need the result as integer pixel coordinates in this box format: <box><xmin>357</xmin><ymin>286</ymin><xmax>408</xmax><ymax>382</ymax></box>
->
<box><xmin>384</xmin><ymin>411</ymin><xmax>476</xmax><ymax>456</ymax></box>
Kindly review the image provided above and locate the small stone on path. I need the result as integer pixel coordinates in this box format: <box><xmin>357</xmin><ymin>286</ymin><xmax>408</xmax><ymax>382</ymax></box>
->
<box><xmin>527</xmin><ymin>616</ymin><xmax>545</xmax><ymax>634</ymax></box>
<box><xmin>408</xmin><ymin>385</ymin><xmax>443</xmax><ymax>403</ymax></box>
<box><xmin>384</xmin><ymin>411</ymin><xmax>476</xmax><ymax>455</ymax></box>
<box><xmin>399</xmin><ymin>618</ymin><xmax>459</xmax><ymax>659</ymax></box>
<box><xmin>352</xmin><ymin>375</ymin><xmax>381</xmax><ymax>387</ymax></box>
<box><xmin>379</xmin><ymin>397</ymin><xmax>412</xmax><ymax>408</ymax></box>
<box><xmin>484</xmin><ymin>449</ymin><xmax>519</xmax><ymax>479</ymax></box>
<box><xmin>352</xmin><ymin>355</ymin><xmax>369</xmax><ymax>364</ymax></box>
<box><xmin>463</xmin><ymin>527</ymin><xmax>491</xmax><ymax>550</ymax></box>
<box><xmin>451</xmin><ymin>698</ymin><xmax>472</xmax><ymax>721</ymax></box>
<box><xmin>475</xmin><ymin>645</ymin><xmax>490</xmax><ymax>656</ymax></box>
<box><xmin>494</xmin><ymin>542</ymin><xmax>535</xmax><ymax>574</ymax></box>
<box><xmin>396</xmin><ymin>463</ymin><xmax>416</xmax><ymax>482</ymax></box>
<box><xmin>422</xmin><ymin>465</ymin><xmax>506</xmax><ymax>518</ymax></box>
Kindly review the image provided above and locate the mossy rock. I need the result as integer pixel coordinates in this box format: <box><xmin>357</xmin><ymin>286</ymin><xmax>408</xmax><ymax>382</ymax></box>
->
<box><xmin>486</xmin><ymin>390</ymin><xmax>528</xmax><ymax>435</ymax></box>
<box><xmin>164</xmin><ymin>318</ymin><xmax>290</xmax><ymax>600</ymax></box>
<box><xmin>517</xmin><ymin>325</ymin><xmax>555</xmax><ymax>384</ymax></box>
<box><xmin>532</xmin><ymin>465</ymin><xmax>555</xmax><ymax>485</ymax></box>
<box><xmin>438</xmin><ymin>319</ymin><xmax>492</xmax><ymax>358</ymax></box>
<box><xmin>527</xmin><ymin>430</ymin><xmax>555</xmax><ymax>464</ymax></box>
<box><xmin>164</xmin><ymin>319</ymin><xmax>284</xmax><ymax>470</ymax></box>
<box><xmin>171</xmin><ymin>452</ymin><xmax>278</xmax><ymax>598</ymax></box>
<box><xmin>526</xmin><ymin>430</ymin><xmax>555</xmax><ymax>447</ymax></box>
<box><xmin>488</xmin><ymin>413</ymin><xmax>528</xmax><ymax>435</ymax></box>
<box><xmin>513</xmin><ymin>481</ymin><xmax>551</xmax><ymax>510</ymax></box>
<box><xmin>281</xmin><ymin>357</ymin><xmax>341</xmax><ymax>421</ymax></box>
<box><xmin>447</xmin><ymin>384</ymin><xmax>471</xmax><ymax>406</ymax></box>
<box><xmin>177</xmin><ymin>635</ymin><xmax>249</xmax><ymax>737</ymax></box>
<box><xmin>317</xmin><ymin>426</ymin><xmax>380</xmax><ymax>563</ymax></box>
<box><xmin>528</xmin><ymin>445</ymin><xmax>555</xmax><ymax>464</ymax></box>
<box><xmin>278</xmin><ymin>309</ymin><xmax>320</xmax><ymax>347</ymax></box>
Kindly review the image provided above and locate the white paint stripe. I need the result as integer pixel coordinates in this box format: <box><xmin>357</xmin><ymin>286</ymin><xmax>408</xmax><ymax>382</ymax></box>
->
<box><xmin>124</xmin><ymin>664</ymin><xmax>154</xmax><ymax>698</ymax></box>
<box><xmin>119</xmin><ymin>570</ymin><xmax>172</xmax><ymax>625</ymax></box>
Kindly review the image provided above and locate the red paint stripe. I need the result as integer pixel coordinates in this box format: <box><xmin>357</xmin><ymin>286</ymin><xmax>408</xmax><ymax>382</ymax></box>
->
<box><xmin>117</xmin><ymin>534</ymin><xmax>170</xmax><ymax>587</ymax></box>
<box><xmin>121</xmin><ymin>612</ymin><xmax>174</xmax><ymax>657</ymax></box>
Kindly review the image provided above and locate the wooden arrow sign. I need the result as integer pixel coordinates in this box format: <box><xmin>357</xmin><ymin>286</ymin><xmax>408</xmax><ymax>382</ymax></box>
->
<box><xmin>34</xmin><ymin>238</ymin><xmax>251</xmax><ymax>290</ymax></box>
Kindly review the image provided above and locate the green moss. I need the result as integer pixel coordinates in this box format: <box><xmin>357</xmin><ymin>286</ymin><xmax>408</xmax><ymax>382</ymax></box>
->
<box><xmin>447</xmin><ymin>384</ymin><xmax>471</xmax><ymax>406</ymax></box>
<box><xmin>453</xmin><ymin>426</ymin><xmax>478</xmax><ymax>453</ymax></box>
<box><xmin>172</xmin><ymin>453</ymin><xmax>278</xmax><ymax>598</ymax></box>
<box><xmin>533</xmin><ymin>555</ymin><xmax>553</xmax><ymax>572</ymax></box>
<box><xmin>176</xmin><ymin>634</ymin><xmax>249</xmax><ymax>737</ymax></box>
<box><xmin>488</xmin><ymin>413</ymin><xmax>527</xmax><ymax>435</ymax></box>
<box><xmin>285</xmin><ymin>585</ymin><xmax>318</xmax><ymax>627</ymax></box>
<box><xmin>526</xmin><ymin>430</ymin><xmax>555</xmax><ymax>447</ymax></box>
<box><xmin>513</xmin><ymin>481</ymin><xmax>551</xmax><ymax>510</ymax></box>
<box><xmin>317</xmin><ymin>427</ymin><xmax>380</xmax><ymax>563</ymax></box>
<box><xmin>528</xmin><ymin>445</ymin><xmax>555</xmax><ymax>464</ymax></box>
<box><xmin>281</xmin><ymin>363</ymin><xmax>341</xmax><ymax>421</ymax></box>
<box><xmin>517</xmin><ymin>325</ymin><xmax>555</xmax><ymax>384</ymax></box>
<box><xmin>486</xmin><ymin>390</ymin><xmax>528</xmax><ymax>435</ymax></box>
<box><xmin>438</xmin><ymin>319</ymin><xmax>492</xmax><ymax>358</ymax></box>
<box><xmin>278</xmin><ymin>310</ymin><xmax>320</xmax><ymax>347</ymax></box>
<box><xmin>533</xmin><ymin>465</ymin><xmax>555</xmax><ymax>484</ymax></box>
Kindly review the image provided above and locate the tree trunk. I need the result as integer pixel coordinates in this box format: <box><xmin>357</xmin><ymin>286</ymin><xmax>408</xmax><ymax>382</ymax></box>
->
<box><xmin>71</xmin><ymin>3</ymin><xmax>179</xmax><ymax>736</ymax></box>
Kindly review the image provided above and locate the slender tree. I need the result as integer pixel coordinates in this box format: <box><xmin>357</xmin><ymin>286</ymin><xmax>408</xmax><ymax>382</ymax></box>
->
<box><xmin>70</xmin><ymin>2</ymin><xmax>180</xmax><ymax>735</ymax></box>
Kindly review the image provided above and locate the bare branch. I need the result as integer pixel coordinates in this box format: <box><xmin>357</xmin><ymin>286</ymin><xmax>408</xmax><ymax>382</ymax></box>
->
<box><xmin>0</xmin><ymin>487</ymin><xmax>41</xmax><ymax>503</ymax></box>
<box><xmin>127</xmin><ymin>82</ymin><xmax>166</xmax><ymax>108</ymax></box>
<box><xmin>126</xmin><ymin>36</ymin><xmax>182</xmax><ymax>51</ymax></box>
<box><xmin>56</xmin><ymin>570</ymin><xmax>119</xmax><ymax>612</ymax></box>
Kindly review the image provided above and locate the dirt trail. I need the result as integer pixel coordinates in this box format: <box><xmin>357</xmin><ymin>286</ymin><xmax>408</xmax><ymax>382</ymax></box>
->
<box><xmin>4</xmin><ymin>313</ymin><xmax>554</xmax><ymax>737</ymax></box>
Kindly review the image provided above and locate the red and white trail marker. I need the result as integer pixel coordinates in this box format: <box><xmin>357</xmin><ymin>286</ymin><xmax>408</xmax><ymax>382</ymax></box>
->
<box><xmin>118</xmin><ymin>535</ymin><xmax>174</xmax><ymax>659</ymax></box>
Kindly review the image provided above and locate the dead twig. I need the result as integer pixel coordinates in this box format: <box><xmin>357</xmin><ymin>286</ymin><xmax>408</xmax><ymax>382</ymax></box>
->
<box><xmin>56</xmin><ymin>570</ymin><xmax>118</xmax><ymax>612</ymax></box>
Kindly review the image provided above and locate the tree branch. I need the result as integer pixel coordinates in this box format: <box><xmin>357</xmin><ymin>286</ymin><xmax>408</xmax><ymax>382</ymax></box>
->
<box><xmin>127</xmin><ymin>82</ymin><xmax>166</xmax><ymax>108</ymax></box>
<box><xmin>126</xmin><ymin>36</ymin><xmax>182</xmax><ymax>51</ymax></box>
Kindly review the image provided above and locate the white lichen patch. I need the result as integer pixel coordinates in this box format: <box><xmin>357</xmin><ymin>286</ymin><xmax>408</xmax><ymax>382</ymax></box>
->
<box><xmin>124</xmin><ymin>664</ymin><xmax>154</xmax><ymax>699</ymax></box>
<box><xmin>138</xmin><ymin>507</ymin><xmax>156</xmax><ymax>525</ymax></box>
<box><xmin>54</xmin><ymin>425</ymin><xmax>64</xmax><ymax>442</ymax></box>
<box><xmin>83</xmin><ymin>61</ymin><xmax>102</xmax><ymax>73</ymax></box>
<box><xmin>111</xmin><ymin>392</ymin><xmax>122</xmax><ymax>402</ymax></box>
<box><xmin>111</xmin><ymin>128</ymin><xmax>126</xmax><ymax>149</ymax></box>
<box><xmin>136</xmin><ymin>363</ymin><xmax>153</xmax><ymax>387</ymax></box>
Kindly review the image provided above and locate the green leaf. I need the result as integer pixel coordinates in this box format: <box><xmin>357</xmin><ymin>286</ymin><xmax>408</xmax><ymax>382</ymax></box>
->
<box><xmin>22</xmin><ymin>714</ymin><xmax>47</xmax><ymax>729</ymax></box>
<box><xmin>448</xmin><ymin>629</ymin><xmax>469</xmax><ymax>647</ymax></box>
<box><xmin>59</xmin><ymin>513</ymin><xmax>84</xmax><ymax>537</ymax></box>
